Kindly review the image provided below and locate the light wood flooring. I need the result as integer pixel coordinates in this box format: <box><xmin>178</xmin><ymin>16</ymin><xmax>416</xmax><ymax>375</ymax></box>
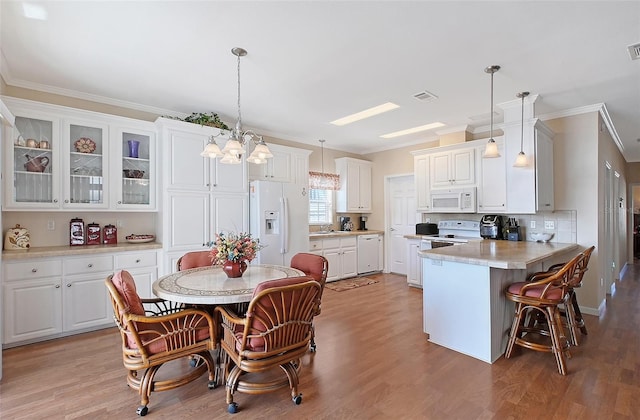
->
<box><xmin>1</xmin><ymin>267</ymin><xmax>640</xmax><ymax>419</ymax></box>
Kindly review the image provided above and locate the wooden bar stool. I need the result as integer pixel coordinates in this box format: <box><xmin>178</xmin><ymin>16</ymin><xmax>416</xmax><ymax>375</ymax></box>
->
<box><xmin>504</xmin><ymin>252</ymin><xmax>583</xmax><ymax>375</ymax></box>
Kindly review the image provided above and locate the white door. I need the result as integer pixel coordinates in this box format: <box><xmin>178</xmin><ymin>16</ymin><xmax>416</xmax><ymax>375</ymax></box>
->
<box><xmin>387</xmin><ymin>175</ymin><xmax>417</xmax><ymax>275</ymax></box>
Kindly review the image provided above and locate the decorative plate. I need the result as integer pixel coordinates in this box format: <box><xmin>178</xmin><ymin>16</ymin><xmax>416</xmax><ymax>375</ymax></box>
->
<box><xmin>126</xmin><ymin>234</ymin><xmax>155</xmax><ymax>243</ymax></box>
<box><xmin>74</xmin><ymin>137</ymin><xmax>96</xmax><ymax>153</ymax></box>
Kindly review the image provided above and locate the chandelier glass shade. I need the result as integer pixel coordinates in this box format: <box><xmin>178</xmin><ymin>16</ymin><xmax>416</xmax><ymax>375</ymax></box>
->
<box><xmin>309</xmin><ymin>139</ymin><xmax>340</xmax><ymax>190</ymax></box>
<box><xmin>200</xmin><ymin>47</ymin><xmax>272</xmax><ymax>164</ymax></box>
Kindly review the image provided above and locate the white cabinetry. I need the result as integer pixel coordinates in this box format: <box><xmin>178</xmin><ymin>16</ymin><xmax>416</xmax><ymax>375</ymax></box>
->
<box><xmin>309</xmin><ymin>236</ymin><xmax>357</xmax><ymax>281</ymax></box>
<box><xmin>414</xmin><ymin>154</ymin><xmax>430</xmax><ymax>211</ymax></box>
<box><xmin>406</xmin><ymin>239</ymin><xmax>422</xmax><ymax>287</ymax></box>
<box><xmin>157</xmin><ymin>118</ymin><xmax>249</xmax><ymax>275</ymax></box>
<box><xmin>477</xmin><ymin>138</ymin><xmax>507</xmax><ymax>213</ymax></box>
<box><xmin>2</xmin><ymin>97</ymin><xmax>157</xmax><ymax>211</ymax></box>
<box><xmin>2</xmin><ymin>249</ymin><xmax>160</xmax><ymax>346</ymax></box>
<box><xmin>249</xmin><ymin>143</ymin><xmax>310</xmax><ymax>184</ymax></box>
<box><xmin>504</xmin><ymin>119</ymin><xmax>554</xmax><ymax>213</ymax></box>
<box><xmin>335</xmin><ymin>157</ymin><xmax>372</xmax><ymax>213</ymax></box>
<box><xmin>430</xmin><ymin>148</ymin><xmax>475</xmax><ymax>188</ymax></box>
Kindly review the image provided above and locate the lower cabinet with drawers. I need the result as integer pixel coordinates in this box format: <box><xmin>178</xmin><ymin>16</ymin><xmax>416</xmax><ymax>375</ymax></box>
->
<box><xmin>309</xmin><ymin>236</ymin><xmax>358</xmax><ymax>282</ymax></box>
<box><xmin>2</xmin><ymin>248</ymin><xmax>159</xmax><ymax>346</ymax></box>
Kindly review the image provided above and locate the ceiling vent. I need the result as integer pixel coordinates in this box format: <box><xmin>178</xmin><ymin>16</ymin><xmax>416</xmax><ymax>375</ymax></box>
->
<box><xmin>628</xmin><ymin>43</ymin><xmax>640</xmax><ymax>60</ymax></box>
<box><xmin>413</xmin><ymin>90</ymin><xmax>438</xmax><ymax>102</ymax></box>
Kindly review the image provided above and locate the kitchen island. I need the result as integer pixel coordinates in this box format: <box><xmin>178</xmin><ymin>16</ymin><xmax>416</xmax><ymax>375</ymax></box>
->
<box><xmin>419</xmin><ymin>240</ymin><xmax>579</xmax><ymax>363</ymax></box>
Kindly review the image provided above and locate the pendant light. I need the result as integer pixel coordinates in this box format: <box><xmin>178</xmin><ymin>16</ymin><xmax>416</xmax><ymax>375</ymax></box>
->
<box><xmin>513</xmin><ymin>91</ymin><xmax>530</xmax><ymax>167</ymax></box>
<box><xmin>483</xmin><ymin>65</ymin><xmax>501</xmax><ymax>158</ymax></box>
<box><xmin>200</xmin><ymin>47</ymin><xmax>273</xmax><ymax>164</ymax></box>
<box><xmin>309</xmin><ymin>139</ymin><xmax>340</xmax><ymax>190</ymax></box>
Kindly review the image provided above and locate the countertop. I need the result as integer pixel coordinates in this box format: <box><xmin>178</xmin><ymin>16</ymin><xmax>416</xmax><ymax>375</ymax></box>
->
<box><xmin>309</xmin><ymin>230</ymin><xmax>384</xmax><ymax>239</ymax></box>
<box><xmin>419</xmin><ymin>240</ymin><xmax>579</xmax><ymax>269</ymax></box>
<box><xmin>2</xmin><ymin>242</ymin><xmax>162</xmax><ymax>260</ymax></box>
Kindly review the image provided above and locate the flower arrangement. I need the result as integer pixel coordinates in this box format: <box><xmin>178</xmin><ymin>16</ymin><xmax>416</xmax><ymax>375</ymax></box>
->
<box><xmin>208</xmin><ymin>232</ymin><xmax>262</xmax><ymax>265</ymax></box>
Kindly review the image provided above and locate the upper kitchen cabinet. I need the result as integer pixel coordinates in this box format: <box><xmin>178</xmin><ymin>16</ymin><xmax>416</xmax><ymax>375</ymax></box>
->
<box><xmin>477</xmin><ymin>137</ymin><xmax>507</xmax><ymax>213</ymax></box>
<box><xmin>157</xmin><ymin>117</ymin><xmax>246</xmax><ymax>193</ymax></box>
<box><xmin>248</xmin><ymin>143</ymin><xmax>311</xmax><ymax>185</ymax></box>
<box><xmin>113</xmin><ymin>126</ymin><xmax>157</xmax><ymax>209</ymax></box>
<box><xmin>2</xmin><ymin>97</ymin><xmax>158</xmax><ymax>211</ymax></box>
<box><xmin>335</xmin><ymin>157</ymin><xmax>372</xmax><ymax>213</ymax></box>
<box><xmin>430</xmin><ymin>147</ymin><xmax>475</xmax><ymax>188</ymax></box>
<box><xmin>413</xmin><ymin>154</ymin><xmax>430</xmax><ymax>211</ymax></box>
<box><xmin>504</xmin><ymin>118</ymin><xmax>554</xmax><ymax>213</ymax></box>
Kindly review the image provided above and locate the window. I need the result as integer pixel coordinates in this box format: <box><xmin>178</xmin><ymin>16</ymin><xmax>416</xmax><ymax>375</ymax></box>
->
<box><xmin>309</xmin><ymin>189</ymin><xmax>333</xmax><ymax>225</ymax></box>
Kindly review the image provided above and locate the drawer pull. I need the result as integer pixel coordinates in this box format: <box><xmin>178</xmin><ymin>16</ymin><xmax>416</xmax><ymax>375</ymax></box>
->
<box><xmin>67</xmin><ymin>283</ymin><xmax>72</xmax><ymax>287</ymax></box>
<box><xmin>136</xmin><ymin>259</ymin><xmax>141</xmax><ymax>263</ymax></box>
<box><xmin>55</xmin><ymin>284</ymin><xmax>60</xmax><ymax>288</ymax></box>
<box><xmin>31</xmin><ymin>268</ymin><xmax>38</xmax><ymax>273</ymax></box>
<box><xmin>88</xmin><ymin>263</ymin><xmax>93</xmax><ymax>268</ymax></box>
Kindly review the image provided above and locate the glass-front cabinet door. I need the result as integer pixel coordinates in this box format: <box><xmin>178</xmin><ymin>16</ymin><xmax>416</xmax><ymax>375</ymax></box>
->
<box><xmin>63</xmin><ymin>120</ymin><xmax>109</xmax><ymax>208</ymax></box>
<box><xmin>8</xmin><ymin>114</ymin><xmax>61</xmax><ymax>208</ymax></box>
<box><xmin>114</xmin><ymin>127</ymin><xmax>155</xmax><ymax>209</ymax></box>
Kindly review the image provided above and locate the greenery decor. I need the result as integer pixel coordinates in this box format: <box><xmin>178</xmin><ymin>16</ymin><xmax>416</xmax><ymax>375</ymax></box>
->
<box><xmin>207</xmin><ymin>232</ymin><xmax>262</xmax><ymax>264</ymax></box>
<box><xmin>164</xmin><ymin>112</ymin><xmax>230</xmax><ymax>130</ymax></box>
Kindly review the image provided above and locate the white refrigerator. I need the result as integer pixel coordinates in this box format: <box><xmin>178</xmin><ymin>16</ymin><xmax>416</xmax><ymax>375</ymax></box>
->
<box><xmin>249</xmin><ymin>180</ymin><xmax>309</xmax><ymax>266</ymax></box>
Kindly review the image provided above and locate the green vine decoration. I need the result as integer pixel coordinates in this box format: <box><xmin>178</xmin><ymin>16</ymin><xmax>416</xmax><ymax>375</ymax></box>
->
<box><xmin>164</xmin><ymin>112</ymin><xmax>230</xmax><ymax>130</ymax></box>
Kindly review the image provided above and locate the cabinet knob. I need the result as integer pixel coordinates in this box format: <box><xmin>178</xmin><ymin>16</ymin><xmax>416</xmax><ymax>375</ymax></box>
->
<box><xmin>31</xmin><ymin>268</ymin><xmax>38</xmax><ymax>273</ymax></box>
<box><xmin>118</xmin><ymin>201</ymin><xmax>122</xmax><ymax>204</ymax></box>
<box><xmin>55</xmin><ymin>284</ymin><xmax>61</xmax><ymax>288</ymax></box>
<box><xmin>88</xmin><ymin>263</ymin><xmax>93</xmax><ymax>268</ymax></box>
<box><xmin>64</xmin><ymin>199</ymin><xmax>69</xmax><ymax>203</ymax></box>
<box><xmin>135</xmin><ymin>259</ymin><xmax>141</xmax><ymax>263</ymax></box>
<box><xmin>206</xmin><ymin>183</ymin><xmax>211</xmax><ymax>187</ymax></box>
<box><xmin>213</xmin><ymin>183</ymin><xmax>217</xmax><ymax>187</ymax></box>
<box><xmin>53</xmin><ymin>199</ymin><xmax>58</xmax><ymax>203</ymax></box>
<box><xmin>66</xmin><ymin>283</ymin><xmax>72</xmax><ymax>287</ymax></box>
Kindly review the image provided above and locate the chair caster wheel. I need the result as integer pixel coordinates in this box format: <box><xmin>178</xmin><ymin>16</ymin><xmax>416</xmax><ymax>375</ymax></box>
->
<box><xmin>228</xmin><ymin>402</ymin><xmax>238</xmax><ymax>413</ymax></box>
<box><xmin>293</xmin><ymin>394</ymin><xmax>302</xmax><ymax>405</ymax></box>
<box><xmin>208</xmin><ymin>380</ymin><xmax>217</xmax><ymax>389</ymax></box>
<box><xmin>136</xmin><ymin>405</ymin><xmax>148</xmax><ymax>416</ymax></box>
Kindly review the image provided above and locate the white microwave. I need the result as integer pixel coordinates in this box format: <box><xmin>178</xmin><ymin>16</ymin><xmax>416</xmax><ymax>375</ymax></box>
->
<box><xmin>430</xmin><ymin>187</ymin><xmax>476</xmax><ymax>213</ymax></box>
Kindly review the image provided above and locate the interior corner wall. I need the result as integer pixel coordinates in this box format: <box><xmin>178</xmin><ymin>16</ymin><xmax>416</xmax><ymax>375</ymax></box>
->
<box><xmin>542</xmin><ymin>113</ymin><xmax>603</xmax><ymax>312</ymax></box>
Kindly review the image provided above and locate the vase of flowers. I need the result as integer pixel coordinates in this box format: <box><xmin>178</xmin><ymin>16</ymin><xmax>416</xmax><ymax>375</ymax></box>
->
<box><xmin>208</xmin><ymin>232</ymin><xmax>262</xmax><ymax>278</ymax></box>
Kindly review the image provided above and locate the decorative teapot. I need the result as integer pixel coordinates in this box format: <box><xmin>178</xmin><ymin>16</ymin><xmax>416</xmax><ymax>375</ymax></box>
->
<box><xmin>24</xmin><ymin>154</ymin><xmax>49</xmax><ymax>172</ymax></box>
<box><xmin>4</xmin><ymin>224</ymin><xmax>30</xmax><ymax>250</ymax></box>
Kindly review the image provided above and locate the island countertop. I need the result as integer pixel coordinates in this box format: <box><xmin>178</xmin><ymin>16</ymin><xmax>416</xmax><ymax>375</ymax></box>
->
<box><xmin>419</xmin><ymin>240</ymin><xmax>579</xmax><ymax>270</ymax></box>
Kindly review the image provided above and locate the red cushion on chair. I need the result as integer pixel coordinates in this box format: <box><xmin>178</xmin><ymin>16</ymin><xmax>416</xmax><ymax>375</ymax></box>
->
<box><xmin>507</xmin><ymin>281</ymin><xmax>563</xmax><ymax>300</ymax></box>
<box><xmin>112</xmin><ymin>270</ymin><xmax>145</xmax><ymax>316</ymax></box>
<box><xmin>290</xmin><ymin>253</ymin><xmax>326</xmax><ymax>283</ymax></box>
<box><xmin>179</xmin><ymin>251</ymin><xmax>213</xmax><ymax>270</ymax></box>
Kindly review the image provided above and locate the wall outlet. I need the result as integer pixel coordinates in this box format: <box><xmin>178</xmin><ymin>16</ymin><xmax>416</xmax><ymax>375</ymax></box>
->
<box><xmin>600</xmin><ymin>278</ymin><xmax>604</xmax><ymax>287</ymax></box>
<box><xmin>47</xmin><ymin>220</ymin><xmax>55</xmax><ymax>230</ymax></box>
<box><xmin>544</xmin><ymin>221</ymin><xmax>555</xmax><ymax>230</ymax></box>
<box><xmin>116</xmin><ymin>220</ymin><xmax>123</xmax><ymax>228</ymax></box>
<box><xmin>530</xmin><ymin>221</ymin><xmax>536</xmax><ymax>229</ymax></box>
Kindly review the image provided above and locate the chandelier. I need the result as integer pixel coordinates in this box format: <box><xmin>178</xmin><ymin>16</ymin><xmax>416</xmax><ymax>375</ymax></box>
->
<box><xmin>200</xmin><ymin>47</ymin><xmax>273</xmax><ymax>164</ymax></box>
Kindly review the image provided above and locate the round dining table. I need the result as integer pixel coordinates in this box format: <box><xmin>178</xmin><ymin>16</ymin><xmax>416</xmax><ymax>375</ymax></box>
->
<box><xmin>152</xmin><ymin>264</ymin><xmax>305</xmax><ymax>305</ymax></box>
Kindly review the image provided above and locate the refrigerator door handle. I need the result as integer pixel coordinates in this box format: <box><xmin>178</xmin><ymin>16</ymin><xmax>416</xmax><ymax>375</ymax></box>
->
<box><xmin>280</xmin><ymin>197</ymin><xmax>289</xmax><ymax>254</ymax></box>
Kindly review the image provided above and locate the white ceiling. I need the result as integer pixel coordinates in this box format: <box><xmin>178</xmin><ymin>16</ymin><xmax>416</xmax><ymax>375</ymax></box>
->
<box><xmin>1</xmin><ymin>1</ymin><xmax>639</xmax><ymax>159</ymax></box>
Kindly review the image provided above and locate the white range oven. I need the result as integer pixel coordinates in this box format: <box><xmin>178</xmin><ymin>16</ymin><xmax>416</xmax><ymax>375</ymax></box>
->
<box><xmin>419</xmin><ymin>220</ymin><xmax>482</xmax><ymax>250</ymax></box>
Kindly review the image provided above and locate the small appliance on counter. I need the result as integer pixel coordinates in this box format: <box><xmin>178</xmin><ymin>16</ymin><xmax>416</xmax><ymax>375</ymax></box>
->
<box><xmin>70</xmin><ymin>218</ymin><xmax>85</xmax><ymax>246</ymax></box>
<box><xmin>359</xmin><ymin>216</ymin><xmax>368</xmax><ymax>231</ymax></box>
<box><xmin>416</xmin><ymin>223</ymin><xmax>439</xmax><ymax>236</ymax></box>
<box><xmin>339</xmin><ymin>216</ymin><xmax>353</xmax><ymax>231</ymax></box>
<box><xmin>103</xmin><ymin>224</ymin><xmax>118</xmax><ymax>244</ymax></box>
<box><xmin>4</xmin><ymin>224</ymin><xmax>31</xmax><ymax>250</ymax></box>
<box><xmin>480</xmin><ymin>215</ymin><xmax>504</xmax><ymax>239</ymax></box>
<box><xmin>505</xmin><ymin>217</ymin><xmax>522</xmax><ymax>241</ymax></box>
<box><xmin>86</xmin><ymin>222</ymin><xmax>101</xmax><ymax>245</ymax></box>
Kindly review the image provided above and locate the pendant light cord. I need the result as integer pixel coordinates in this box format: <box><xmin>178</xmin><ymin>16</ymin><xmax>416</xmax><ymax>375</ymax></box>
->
<box><xmin>520</xmin><ymin>94</ymin><xmax>524</xmax><ymax>152</ymax></box>
<box><xmin>319</xmin><ymin>139</ymin><xmax>325</xmax><ymax>173</ymax></box>
<box><xmin>490</xmin><ymin>71</ymin><xmax>494</xmax><ymax>140</ymax></box>
<box><xmin>236</xmin><ymin>52</ymin><xmax>242</xmax><ymax>130</ymax></box>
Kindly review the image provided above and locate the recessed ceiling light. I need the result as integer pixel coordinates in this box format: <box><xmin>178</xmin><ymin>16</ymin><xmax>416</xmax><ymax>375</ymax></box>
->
<box><xmin>22</xmin><ymin>3</ymin><xmax>48</xmax><ymax>20</ymax></box>
<box><xmin>381</xmin><ymin>122</ymin><xmax>445</xmax><ymax>139</ymax></box>
<box><xmin>330</xmin><ymin>102</ymin><xmax>399</xmax><ymax>126</ymax></box>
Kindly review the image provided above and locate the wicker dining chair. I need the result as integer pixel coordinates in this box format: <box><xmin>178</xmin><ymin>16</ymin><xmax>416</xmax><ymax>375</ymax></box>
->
<box><xmin>176</xmin><ymin>250</ymin><xmax>213</xmax><ymax>271</ymax></box>
<box><xmin>215</xmin><ymin>276</ymin><xmax>321</xmax><ymax>414</ymax></box>
<box><xmin>105</xmin><ymin>270</ymin><xmax>218</xmax><ymax>416</ymax></box>
<box><xmin>290</xmin><ymin>252</ymin><xmax>329</xmax><ymax>352</ymax></box>
<box><xmin>504</xmin><ymin>251</ymin><xmax>583</xmax><ymax>375</ymax></box>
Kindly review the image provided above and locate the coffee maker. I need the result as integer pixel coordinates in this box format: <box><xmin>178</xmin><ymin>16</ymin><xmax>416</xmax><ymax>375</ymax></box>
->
<box><xmin>480</xmin><ymin>215</ymin><xmax>504</xmax><ymax>239</ymax></box>
<box><xmin>359</xmin><ymin>216</ymin><xmax>368</xmax><ymax>231</ymax></box>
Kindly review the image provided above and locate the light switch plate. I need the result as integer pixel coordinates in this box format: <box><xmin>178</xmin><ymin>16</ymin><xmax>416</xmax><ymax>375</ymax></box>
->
<box><xmin>530</xmin><ymin>221</ymin><xmax>536</xmax><ymax>229</ymax></box>
<box><xmin>544</xmin><ymin>221</ymin><xmax>555</xmax><ymax>229</ymax></box>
